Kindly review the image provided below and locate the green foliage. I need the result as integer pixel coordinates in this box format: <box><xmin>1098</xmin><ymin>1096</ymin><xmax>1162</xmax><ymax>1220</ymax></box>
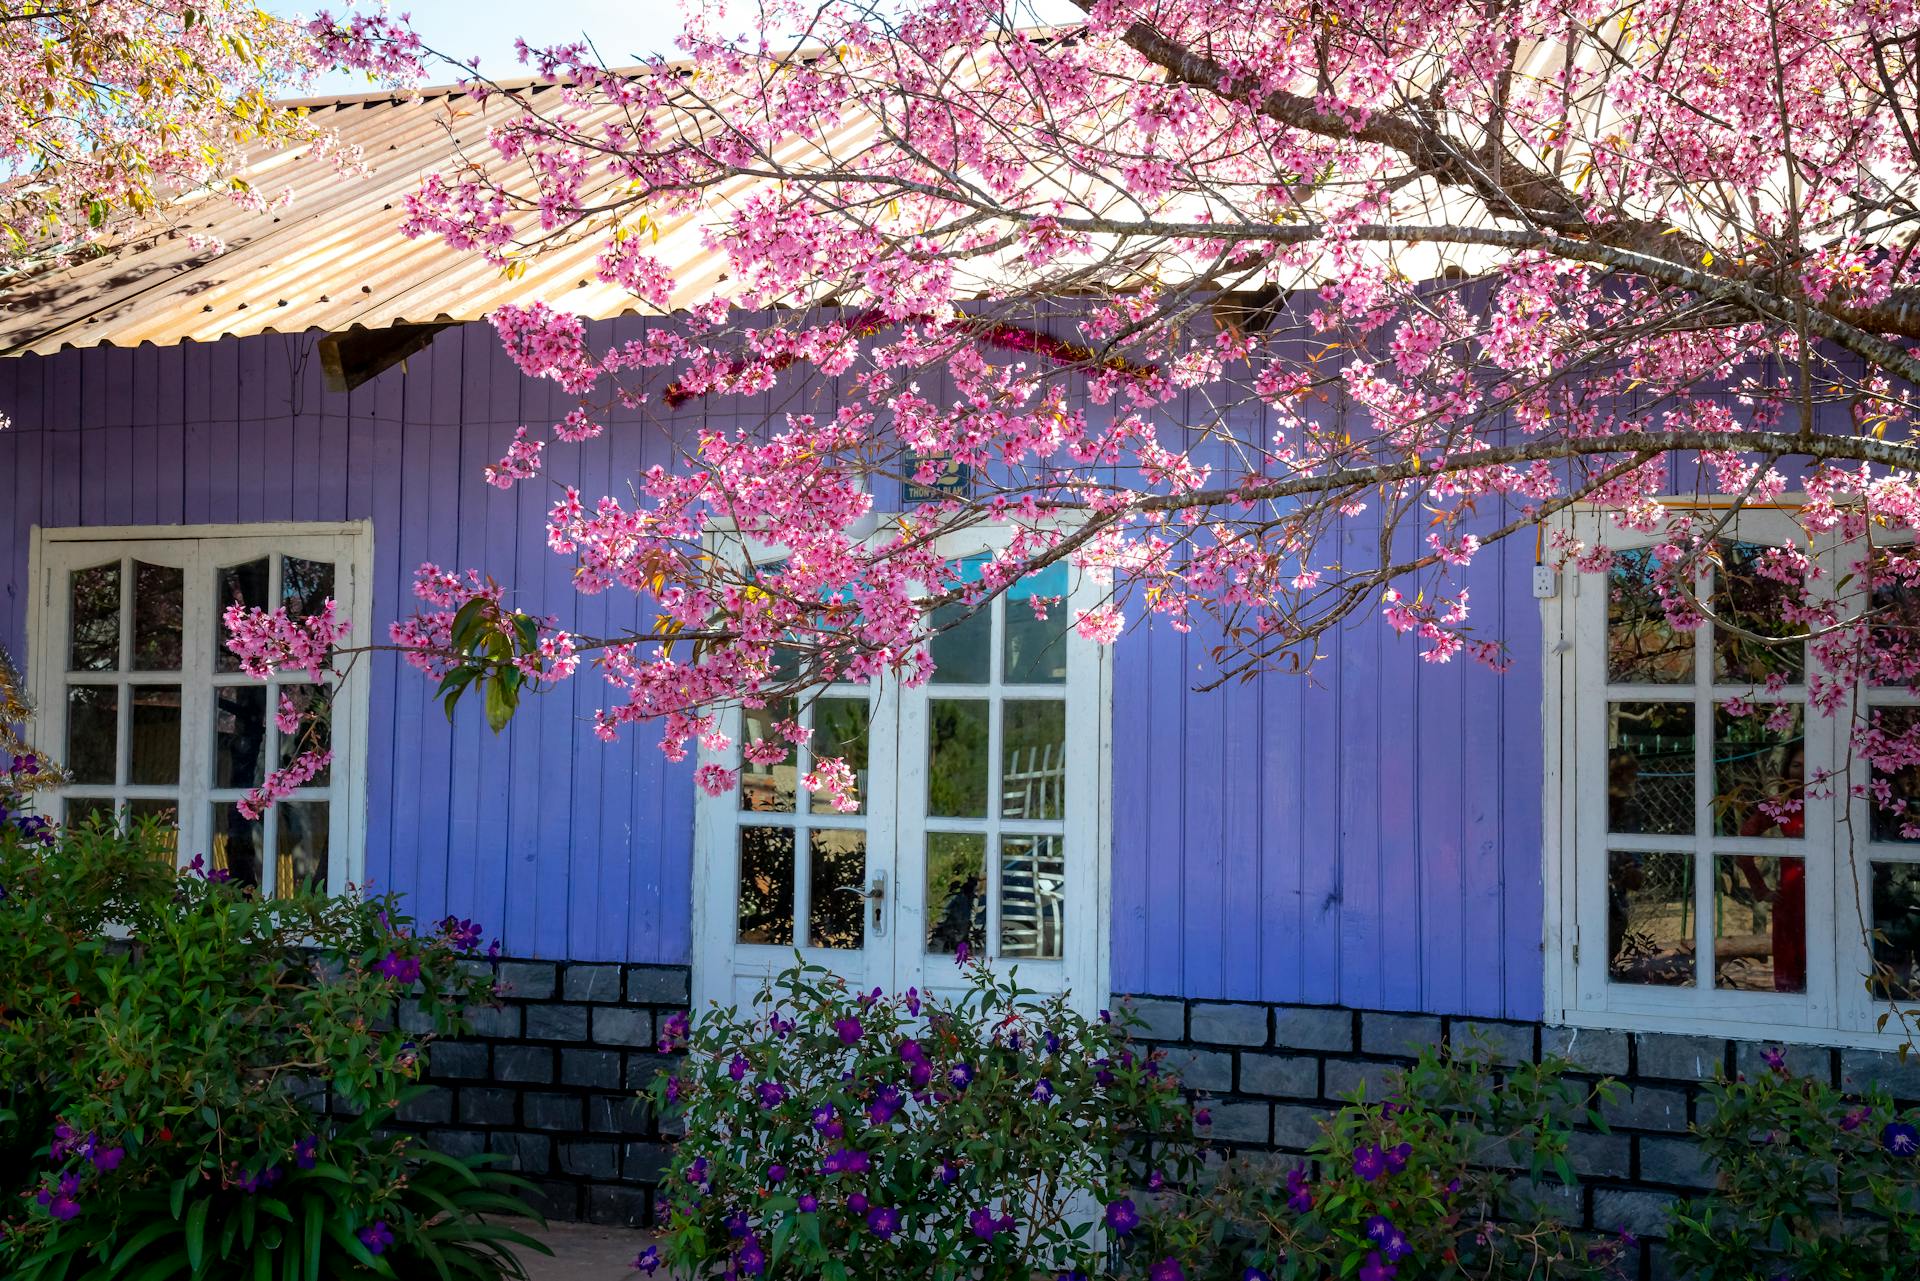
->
<box><xmin>0</xmin><ymin>815</ymin><xmax>548</xmax><ymax>1279</ymax></box>
<box><xmin>1142</xmin><ymin>1046</ymin><xmax>1631</xmax><ymax>1280</ymax></box>
<box><xmin>1664</xmin><ymin>1057</ymin><xmax>1920</xmax><ymax>1281</ymax></box>
<box><xmin>647</xmin><ymin>958</ymin><xmax>1201</xmax><ymax>1279</ymax></box>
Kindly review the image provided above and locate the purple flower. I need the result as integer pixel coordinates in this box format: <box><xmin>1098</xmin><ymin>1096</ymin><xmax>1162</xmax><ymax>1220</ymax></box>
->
<box><xmin>1045</xmin><ymin>1032</ymin><xmax>1061</xmax><ymax>1054</ymax></box>
<box><xmin>756</xmin><ymin>1081</ymin><xmax>786</xmax><ymax>1109</ymax></box>
<box><xmin>736</xmin><ymin>1236</ymin><xmax>767</xmax><ymax>1276</ymax></box>
<box><xmin>766</xmin><ymin>1163</ymin><xmax>787</xmax><ymax>1185</ymax></box>
<box><xmin>91</xmin><ymin>1144</ymin><xmax>124</xmax><ymax>1172</ymax></box>
<box><xmin>1149</xmin><ymin>1260</ymin><xmax>1185</xmax><ymax>1281</ymax></box>
<box><xmin>1761</xmin><ymin>1046</ymin><xmax>1788</xmax><ymax>1073</ymax></box>
<box><xmin>1105</xmin><ymin>1197</ymin><xmax>1140</xmax><ymax>1235</ymax></box>
<box><xmin>969</xmin><ymin>1208</ymin><xmax>1013</xmax><ymax>1242</ymax></box>
<box><xmin>947</xmin><ymin>1062</ymin><xmax>975</xmax><ymax>1090</ymax></box>
<box><xmin>867</xmin><ymin>1206</ymin><xmax>901</xmax><ymax>1239</ymax></box>
<box><xmin>797</xmin><ymin>1193</ymin><xmax>819</xmax><ymax>1212</ymax></box>
<box><xmin>1032</xmin><ymin>1078</ymin><xmax>1055</xmax><ymax>1103</ymax></box>
<box><xmin>357</xmin><ymin>1221</ymin><xmax>394</xmax><ymax>1256</ymax></box>
<box><xmin>633</xmin><ymin>1245</ymin><xmax>661</xmax><ymax>1274</ymax></box>
<box><xmin>1284</xmin><ymin>1167</ymin><xmax>1312</xmax><ymax>1213</ymax></box>
<box><xmin>441</xmin><ymin>916</ymin><xmax>483</xmax><ymax>951</ymax></box>
<box><xmin>725</xmin><ymin>1210</ymin><xmax>752</xmax><ymax>1239</ymax></box>
<box><xmin>1842</xmin><ymin>1107</ymin><xmax>1871</xmax><ymax>1132</ymax></box>
<box><xmin>49</xmin><ymin>1122</ymin><xmax>78</xmax><ymax>1161</ymax></box>
<box><xmin>833</xmin><ymin>1016</ymin><xmax>864</xmax><ymax>1045</ymax></box>
<box><xmin>1353</xmin><ymin>1144</ymin><xmax>1389</xmax><ymax>1182</ymax></box>
<box><xmin>729</xmin><ymin>1053</ymin><xmax>750</xmax><ymax>1081</ymax></box>
<box><xmin>665</xmin><ymin>1075</ymin><xmax>683</xmax><ymax>1104</ymax></box>
<box><xmin>936</xmin><ymin>1160</ymin><xmax>960</xmax><ymax>1186</ymax></box>
<box><xmin>373</xmin><ymin>951</ymin><xmax>420</xmax><ymax>984</ymax></box>
<box><xmin>685</xmin><ymin>1157</ymin><xmax>709</xmax><ymax>1185</ymax></box>
<box><xmin>867</xmin><ymin>1084</ymin><xmax>905</xmax><ymax>1124</ymax></box>
<box><xmin>1366</xmin><ymin>1215</ymin><xmax>1411</xmax><ymax>1262</ymax></box>
<box><xmin>36</xmin><ymin>1173</ymin><xmax>81</xmax><ymax>1222</ymax></box>
<box><xmin>292</xmin><ymin>1135</ymin><xmax>318</xmax><ymax>1170</ymax></box>
<box><xmin>905</xmin><ymin>987</ymin><xmax>922</xmax><ymax>1016</ymax></box>
<box><xmin>1094</xmin><ymin>1058</ymin><xmax>1115</xmax><ymax>1087</ymax></box>
<box><xmin>1359</xmin><ymin>1253</ymin><xmax>1397</xmax><ymax>1281</ymax></box>
<box><xmin>1243</xmin><ymin>1271</ymin><xmax>1272</xmax><ymax>1281</ymax></box>
<box><xmin>848</xmin><ymin>1193</ymin><xmax>870</xmax><ymax>1214</ymax></box>
<box><xmin>1147</xmin><ymin>1170</ymin><xmax>1166</xmax><ymax>1191</ymax></box>
<box><xmin>1384</xmin><ymin>1142</ymin><xmax>1412</xmax><ymax>1174</ymax></box>
<box><xmin>954</xmin><ymin>941</ymin><xmax>971</xmax><ymax>965</ymax></box>
<box><xmin>1884</xmin><ymin>1122</ymin><xmax>1918</xmax><ymax>1156</ymax></box>
<box><xmin>1194</xmin><ymin>1108</ymin><xmax>1212</xmax><ymax>1128</ymax></box>
<box><xmin>658</xmin><ymin>1011</ymin><xmax>691</xmax><ymax>1051</ymax></box>
<box><xmin>823</xmin><ymin>1147</ymin><xmax>870</xmax><ymax>1176</ymax></box>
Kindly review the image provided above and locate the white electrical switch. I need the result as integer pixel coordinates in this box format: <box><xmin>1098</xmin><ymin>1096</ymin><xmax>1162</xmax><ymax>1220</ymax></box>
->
<box><xmin>1532</xmin><ymin>565</ymin><xmax>1557</xmax><ymax>599</ymax></box>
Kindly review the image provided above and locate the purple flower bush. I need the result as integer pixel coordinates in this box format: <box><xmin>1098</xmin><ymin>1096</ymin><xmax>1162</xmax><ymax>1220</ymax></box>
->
<box><xmin>1665</xmin><ymin>1053</ymin><xmax>1920</xmax><ymax>1279</ymax></box>
<box><xmin>0</xmin><ymin>805</ymin><xmax>547</xmax><ymax>1279</ymax></box>
<box><xmin>1136</xmin><ymin>1045</ymin><xmax>1633</xmax><ymax>1280</ymax></box>
<box><xmin>647</xmin><ymin>957</ymin><xmax>1200</xmax><ymax>1277</ymax></box>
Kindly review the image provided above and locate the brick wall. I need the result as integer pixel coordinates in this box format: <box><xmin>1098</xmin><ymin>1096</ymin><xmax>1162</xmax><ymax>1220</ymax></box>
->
<box><xmin>1119</xmin><ymin>996</ymin><xmax>1920</xmax><ymax>1280</ymax></box>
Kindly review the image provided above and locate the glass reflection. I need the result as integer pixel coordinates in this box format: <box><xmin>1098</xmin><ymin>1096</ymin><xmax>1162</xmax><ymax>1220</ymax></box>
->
<box><xmin>126</xmin><ymin>799</ymin><xmax>180</xmax><ymax>862</ymax></box>
<box><xmin>276</xmin><ymin>802</ymin><xmax>329</xmax><ymax>895</ymax></box>
<box><xmin>66</xmin><ymin>685</ymin><xmax>117</xmax><ymax>784</ymax></box>
<box><xmin>277</xmin><ymin>685</ymin><xmax>332</xmax><ymax>785</ymax></box>
<box><xmin>1713</xmin><ymin>541</ymin><xmax>1805</xmax><ymax>684</ymax></box>
<box><xmin>281</xmin><ymin>557</ymin><xmax>335</xmax><ymax>621</ymax></box>
<box><xmin>1607</xmin><ymin>702</ymin><xmax>1695</xmax><ymax>835</ymax></box>
<box><xmin>926</xmin><ymin>832</ymin><xmax>986</xmax><ymax>955</ymax></box>
<box><xmin>214</xmin><ymin>802</ymin><xmax>266</xmax><ymax>890</ymax></box>
<box><xmin>738</xmin><ymin>826</ymin><xmax>795</xmax><ymax>945</ymax></box>
<box><xmin>1005</xmin><ymin>564</ymin><xmax>1070</xmax><ymax>684</ymax></box>
<box><xmin>1000</xmin><ymin>834</ymin><xmax>1064</xmax><ymax>959</ymax></box>
<box><xmin>1869</xmin><ymin>706</ymin><xmax>1920</xmax><ymax>843</ymax></box>
<box><xmin>65</xmin><ymin>797</ymin><xmax>118</xmax><ymax>830</ymax></box>
<box><xmin>1607</xmin><ymin>548</ymin><xmax>1693</xmax><ymax>684</ymax></box>
<box><xmin>808</xmin><ymin>830</ymin><xmax>865</xmax><ymax>949</ymax></box>
<box><xmin>1870</xmin><ymin>862</ymin><xmax>1920</xmax><ymax>1001</ymax></box>
<box><xmin>810</xmin><ymin>697</ymin><xmax>870</xmax><ymax>815</ymax></box>
<box><xmin>1867</xmin><ymin>546</ymin><xmax>1920</xmax><ymax>687</ymax></box>
<box><xmin>1713</xmin><ymin>704</ymin><xmax>1803</xmax><ymax>838</ymax></box>
<box><xmin>129</xmin><ymin>685</ymin><xmax>182</xmax><ymax>786</ymax></box>
<box><xmin>740</xmin><ymin>699</ymin><xmax>798</xmax><ymax>813</ymax></box>
<box><xmin>1608</xmin><ymin>850</ymin><xmax>1697</xmax><ymax>986</ymax></box>
<box><xmin>69</xmin><ymin>562</ymin><xmax>121</xmax><ymax>671</ymax></box>
<box><xmin>929</xmin><ymin>602</ymin><xmax>991</xmax><ymax>684</ymax></box>
<box><xmin>1001</xmin><ymin>700</ymin><xmax>1065</xmax><ymax>820</ymax></box>
<box><xmin>132</xmin><ymin>562</ymin><xmax>183</xmax><ymax>671</ymax></box>
<box><xmin>215</xmin><ymin>559</ymin><xmax>269</xmax><ymax>673</ymax></box>
<box><xmin>1715</xmin><ymin>855</ymin><xmax>1806</xmax><ymax>992</ymax></box>
<box><xmin>929</xmin><ymin>699</ymin><xmax>990</xmax><ymax>817</ymax></box>
<box><xmin>215</xmin><ymin>685</ymin><xmax>267</xmax><ymax>789</ymax></box>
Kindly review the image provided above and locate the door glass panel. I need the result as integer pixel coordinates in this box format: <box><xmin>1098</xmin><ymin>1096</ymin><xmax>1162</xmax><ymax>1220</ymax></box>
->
<box><xmin>810</xmin><ymin>697</ymin><xmax>870</xmax><ymax>815</ymax></box>
<box><xmin>129</xmin><ymin>686</ymin><xmax>182</xmax><ymax>785</ymax></box>
<box><xmin>66</xmin><ymin>685</ymin><xmax>118</xmax><ymax>784</ymax></box>
<box><xmin>925</xmin><ymin>832</ymin><xmax>986</xmax><ymax>955</ymax></box>
<box><xmin>808</xmin><ymin>830</ymin><xmax>865</xmax><ymax>949</ymax></box>
<box><xmin>1870</xmin><ymin>862</ymin><xmax>1920</xmax><ymax>1000</ymax></box>
<box><xmin>1002</xmin><ymin>700</ymin><xmax>1065</xmax><ymax>820</ymax></box>
<box><xmin>132</xmin><ymin>562</ymin><xmax>184</xmax><ymax>671</ymax></box>
<box><xmin>1714</xmin><ymin>855</ymin><xmax>1804</xmax><ymax>992</ymax></box>
<box><xmin>1713</xmin><ymin>704</ymin><xmax>1803</xmax><ymax>837</ymax></box>
<box><xmin>281</xmin><ymin>557</ymin><xmax>335</xmax><ymax>621</ymax></box>
<box><xmin>214</xmin><ymin>685</ymin><xmax>268</xmax><ymax>789</ymax></box>
<box><xmin>1004</xmin><ymin>564</ymin><xmax>1070</xmax><ymax>684</ymax></box>
<box><xmin>1869</xmin><ymin>706</ymin><xmax>1920</xmax><ymax>842</ymax></box>
<box><xmin>69</xmin><ymin>562</ymin><xmax>121</xmax><ymax>671</ymax></box>
<box><xmin>928</xmin><ymin>699</ymin><xmax>990</xmax><ymax>817</ymax></box>
<box><xmin>741</xmin><ymin>699</ymin><xmax>798</xmax><ymax>813</ymax></box>
<box><xmin>277</xmin><ymin>685</ymin><xmax>332</xmax><ymax>785</ymax></box>
<box><xmin>1000</xmin><ymin>834</ymin><xmax>1064</xmax><ymax>959</ymax></box>
<box><xmin>214</xmin><ymin>558</ymin><xmax>269</xmax><ymax>673</ymax></box>
<box><xmin>1607</xmin><ymin>548</ymin><xmax>1693</xmax><ymax>684</ymax></box>
<box><xmin>276</xmin><ymin>801</ymin><xmax>329</xmax><ymax>895</ymax></box>
<box><xmin>738</xmin><ymin>826</ymin><xmax>795</xmax><ymax>945</ymax></box>
<box><xmin>1607</xmin><ymin>850</ymin><xmax>1696</xmax><ymax>986</ymax></box>
<box><xmin>1607</xmin><ymin>702</ymin><xmax>1695</xmax><ymax>835</ymax></box>
<box><xmin>213</xmin><ymin>802</ymin><xmax>267</xmax><ymax>890</ymax></box>
<box><xmin>1712</xmin><ymin>541</ymin><xmax>1805</xmax><ymax>684</ymax></box>
<box><xmin>929</xmin><ymin>603</ymin><xmax>991</xmax><ymax>684</ymax></box>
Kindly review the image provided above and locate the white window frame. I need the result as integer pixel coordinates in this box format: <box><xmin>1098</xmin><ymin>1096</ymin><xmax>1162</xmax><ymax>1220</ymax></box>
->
<box><xmin>25</xmin><ymin>522</ymin><xmax>375</xmax><ymax>896</ymax></box>
<box><xmin>1543</xmin><ymin>502</ymin><xmax>1911</xmax><ymax>1048</ymax></box>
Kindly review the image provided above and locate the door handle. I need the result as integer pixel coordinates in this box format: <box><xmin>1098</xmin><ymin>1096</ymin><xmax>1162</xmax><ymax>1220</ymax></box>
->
<box><xmin>867</xmin><ymin>871</ymin><xmax>886</xmax><ymax>938</ymax></box>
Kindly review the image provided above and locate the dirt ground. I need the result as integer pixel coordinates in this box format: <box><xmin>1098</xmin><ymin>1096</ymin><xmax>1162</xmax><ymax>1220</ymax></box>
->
<box><xmin>509</xmin><ymin>1219</ymin><xmax>652</xmax><ymax>1281</ymax></box>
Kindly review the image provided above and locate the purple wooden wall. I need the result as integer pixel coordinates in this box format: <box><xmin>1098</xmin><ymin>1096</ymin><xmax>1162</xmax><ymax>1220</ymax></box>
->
<box><xmin>0</xmin><ymin>322</ymin><xmax>1547</xmax><ymax>1016</ymax></box>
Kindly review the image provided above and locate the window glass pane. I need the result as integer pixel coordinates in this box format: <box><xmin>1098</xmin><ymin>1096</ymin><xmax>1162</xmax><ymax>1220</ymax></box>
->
<box><xmin>1867</xmin><ymin>546</ymin><xmax>1920</xmax><ymax>687</ymax></box>
<box><xmin>810</xmin><ymin>697</ymin><xmax>870</xmax><ymax>815</ymax></box>
<box><xmin>1608</xmin><ymin>702</ymin><xmax>1695</xmax><ymax>835</ymax></box>
<box><xmin>214</xmin><ymin>685</ymin><xmax>268</xmax><ymax>789</ymax></box>
<box><xmin>276</xmin><ymin>801</ymin><xmax>329</xmax><ymax>896</ymax></box>
<box><xmin>129</xmin><ymin>686</ymin><xmax>182</xmax><ymax>786</ymax></box>
<box><xmin>281</xmin><ymin>557</ymin><xmax>335</xmax><ymax>621</ymax></box>
<box><xmin>928</xmin><ymin>698</ymin><xmax>990</xmax><ymax>817</ymax></box>
<box><xmin>1870</xmin><ymin>862</ymin><xmax>1920</xmax><ymax>1001</ymax></box>
<box><xmin>738</xmin><ymin>826</ymin><xmax>795</xmax><ymax>945</ymax></box>
<box><xmin>68</xmin><ymin>562</ymin><xmax>121</xmax><ymax>671</ymax></box>
<box><xmin>65</xmin><ymin>796</ymin><xmax>117</xmax><ymax>830</ymax></box>
<box><xmin>1712</xmin><ymin>541</ymin><xmax>1805</xmax><ymax>685</ymax></box>
<box><xmin>213</xmin><ymin>802</ymin><xmax>267</xmax><ymax>891</ymax></box>
<box><xmin>1713</xmin><ymin>703</ymin><xmax>1803</xmax><ymax>838</ymax></box>
<box><xmin>1607</xmin><ymin>548</ymin><xmax>1692</xmax><ymax>684</ymax></box>
<box><xmin>740</xmin><ymin>699</ymin><xmax>798</xmax><ymax>813</ymax></box>
<box><xmin>1607</xmin><ymin>850</ymin><xmax>1696</xmax><ymax>986</ymax></box>
<box><xmin>808</xmin><ymin>830</ymin><xmax>865</xmax><ymax>950</ymax></box>
<box><xmin>215</xmin><ymin>558</ymin><xmax>269</xmax><ymax>673</ymax></box>
<box><xmin>1868</xmin><ymin>706</ymin><xmax>1920</xmax><ymax>842</ymax></box>
<box><xmin>925</xmin><ymin>832</ymin><xmax>986</xmax><ymax>955</ymax></box>
<box><xmin>132</xmin><ymin>562</ymin><xmax>183</xmax><ymax>671</ymax></box>
<box><xmin>127</xmin><ymin>800</ymin><xmax>180</xmax><ymax>863</ymax></box>
<box><xmin>66</xmin><ymin>685</ymin><xmax>118</xmax><ymax>784</ymax></box>
<box><xmin>1004</xmin><ymin>564</ymin><xmax>1070</xmax><ymax>684</ymax></box>
<box><xmin>929</xmin><ymin>603</ymin><xmax>991</xmax><ymax>684</ymax></box>
<box><xmin>1000</xmin><ymin>834</ymin><xmax>1064</xmax><ymax>959</ymax></box>
<box><xmin>277</xmin><ymin>685</ymin><xmax>332</xmax><ymax>786</ymax></box>
<box><xmin>1713</xmin><ymin>855</ymin><xmax>1805</xmax><ymax>993</ymax></box>
<box><xmin>1002</xmin><ymin>700</ymin><xmax>1065</xmax><ymax>820</ymax></box>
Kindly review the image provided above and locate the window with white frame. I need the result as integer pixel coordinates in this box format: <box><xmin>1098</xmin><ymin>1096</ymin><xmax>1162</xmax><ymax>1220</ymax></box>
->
<box><xmin>1548</xmin><ymin>505</ymin><xmax>1920</xmax><ymax>1045</ymax></box>
<box><xmin>30</xmin><ymin>524</ymin><xmax>372</xmax><ymax>896</ymax></box>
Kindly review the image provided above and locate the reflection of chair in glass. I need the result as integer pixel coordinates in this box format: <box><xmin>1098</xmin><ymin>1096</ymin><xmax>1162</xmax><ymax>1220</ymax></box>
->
<box><xmin>1002</xmin><ymin>744</ymin><xmax>1061</xmax><ymax>821</ymax></box>
<box><xmin>999</xmin><ymin>746</ymin><xmax>1066</xmax><ymax>957</ymax></box>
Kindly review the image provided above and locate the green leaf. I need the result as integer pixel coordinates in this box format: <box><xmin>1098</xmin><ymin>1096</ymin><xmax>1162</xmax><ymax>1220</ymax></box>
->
<box><xmin>184</xmin><ymin>1197</ymin><xmax>210</xmax><ymax>1271</ymax></box>
<box><xmin>483</xmin><ymin>676</ymin><xmax>516</xmax><ymax>733</ymax></box>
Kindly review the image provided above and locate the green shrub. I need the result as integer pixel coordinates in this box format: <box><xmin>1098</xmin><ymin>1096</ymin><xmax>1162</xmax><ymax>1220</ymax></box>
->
<box><xmin>0</xmin><ymin>806</ymin><xmax>548</xmax><ymax>1280</ymax></box>
<box><xmin>1664</xmin><ymin>1051</ymin><xmax>1920</xmax><ymax>1281</ymax></box>
<box><xmin>1140</xmin><ymin>1045</ymin><xmax>1630</xmax><ymax>1281</ymax></box>
<box><xmin>644</xmin><ymin>957</ymin><xmax>1201</xmax><ymax>1280</ymax></box>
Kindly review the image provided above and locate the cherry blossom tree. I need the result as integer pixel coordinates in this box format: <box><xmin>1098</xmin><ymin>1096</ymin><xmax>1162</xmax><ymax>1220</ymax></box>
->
<box><xmin>235</xmin><ymin>2</ymin><xmax>1920</xmax><ymax>1000</ymax></box>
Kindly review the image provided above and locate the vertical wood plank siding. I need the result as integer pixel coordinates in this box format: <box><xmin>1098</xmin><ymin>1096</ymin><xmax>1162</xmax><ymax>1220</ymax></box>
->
<box><xmin>0</xmin><ymin>322</ymin><xmax>1545</xmax><ymax>1016</ymax></box>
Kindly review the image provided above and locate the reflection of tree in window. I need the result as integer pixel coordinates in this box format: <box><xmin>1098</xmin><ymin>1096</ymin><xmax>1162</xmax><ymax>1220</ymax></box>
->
<box><xmin>132</xmin><ymin>562</ymin><xmax>183</xmax><ymax>671</ymax></box>
<box><xmin>738</xmin><ymin>826</ymin><xmax>795</xmax><ymax>945</ymax></box>
<box><xmin>281</xmin><ymin>557</ymin><xmax>334</xmax><ymax>620</ymax></box>
<box><xmin>928</xmin><ymin>700</ymin><xmax>989</xmax><ymax>817</ymax></box>
<box><xmin>808</xmin><ymin>831</ymin><xmax>865</xmax><ymax>949</ymax></box>
<box><xmin>1713</xmin><ymin>707</ymin><xmax>1803</xmax><ymax>837</ymax></box>
<box><xmin>925</xmin><ymin>832</ymin><xmax>985</xmax><ymax>954</ymax></box>
<box><xmin>1868</xmin><ymin>706</ymin><xmax>1920</xmax><ymax>843</ymax></box>
<box><xmin>1606</xmin><ymin>549</ymin><xmax>1694</xmax><ymax>684</ymax></box>
<box><xmin>68</xmin><ymin>563</ymin><xmax>121</xmax><ymax>671</ymax></box>
<box><xmin>1870</xmin><ymin>863</ymin><xmax>1920</xmax><ymax>1001</ymax></box>
<box><xmin>215</xmin><ymin>559</ymin><xmax>268</xmax><ymax>673</ymax></box>
<box><xmin>1607</xmin><ymin>850</ymin><xmax>1696</xmax><ymax>986</ymax></box>
<box><xmin>1712</xmin><ymin>541</ymin><xmax>1805</xmax><ymax>684</ymax></box>
<box><xmin>1867</xmin><ymin>546</ymin><xmax>1920</xmax><ymax>687</ymax></box>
